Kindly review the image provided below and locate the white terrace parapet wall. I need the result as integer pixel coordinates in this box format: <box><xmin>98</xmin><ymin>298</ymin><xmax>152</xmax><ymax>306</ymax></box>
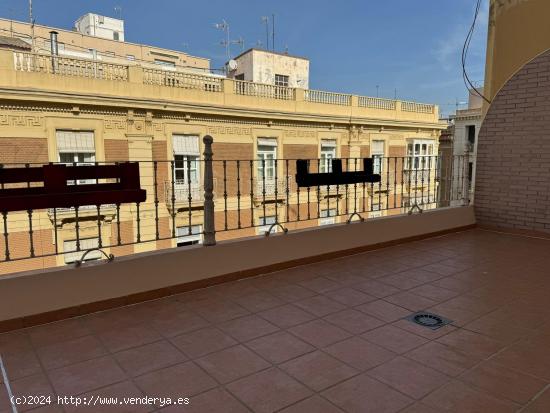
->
<box><xmin>5</xmin><ymin>51</ymin><xmax>440</xmax><ymax>126</ymax></box>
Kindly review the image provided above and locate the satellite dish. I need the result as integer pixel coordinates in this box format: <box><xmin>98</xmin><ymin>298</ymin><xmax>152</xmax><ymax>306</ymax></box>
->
<box><xmin>227</xmin><ymin>59</ymin><xmax>238</xmax><ymax>71</ymax></box>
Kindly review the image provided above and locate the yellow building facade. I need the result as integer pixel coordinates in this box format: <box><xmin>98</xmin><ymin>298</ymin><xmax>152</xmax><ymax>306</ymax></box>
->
<box><xmin>0</xmin><ymin>27</ymin><xmax>445</xmax><ymax>275</ymax></box>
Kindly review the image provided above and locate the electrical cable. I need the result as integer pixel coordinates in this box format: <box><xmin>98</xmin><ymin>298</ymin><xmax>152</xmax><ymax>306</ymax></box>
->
<box><xmin>462</xmin><ymin>0</ymin><xmax>491</xmax><ymax>104</ymax></box>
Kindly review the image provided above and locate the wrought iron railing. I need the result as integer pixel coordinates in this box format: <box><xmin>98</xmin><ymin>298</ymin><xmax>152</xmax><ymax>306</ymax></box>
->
<box><xmin>0</xmin><ymin>143</ymin><xmax>470</xmax><ymax>272</ymax></box>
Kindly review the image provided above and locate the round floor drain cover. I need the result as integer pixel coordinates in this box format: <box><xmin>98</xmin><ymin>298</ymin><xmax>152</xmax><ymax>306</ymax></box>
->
<box><xmin>413</xmin><ymin>313</ymin><xmax>443</xmax><ymax>327</ymax></box>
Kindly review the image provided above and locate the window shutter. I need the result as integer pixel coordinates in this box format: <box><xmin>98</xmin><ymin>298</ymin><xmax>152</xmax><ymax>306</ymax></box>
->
<box><xmin>257</xmin><ymin>138</ymin><xmax>277</xmax><ymax>146</ymax></box>
<box><xmin>173</xmin><ymin>135</ymin><xmax>200</xmax><ymax>155</ymax></box>
<box><xmin>321</xmin><ymin>139</ymin><xmax>337</xmax><ymax>148</ymax></box>
<box><xmin>371</xmin><ymin>140</ymin><xmax>385</xmax><ymax>155</ymax></box>
<box><xmin>56</xmin><ymin>131</ymin><xmax>95</xmax><ymax>153</ymax></box>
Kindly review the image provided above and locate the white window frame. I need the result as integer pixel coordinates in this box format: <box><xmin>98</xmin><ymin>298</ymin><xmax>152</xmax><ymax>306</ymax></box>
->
<box><xmin>274</xmin><ymin>74</ymin><xmax>289</xmax><ymax>87</ymax></box>
<box><xmin>173</xmin><ymin>135</ymin><xmax>201</xmax><ymax>187</ymax></box>
<box><xmin>320</xmin><ymin>208</ymin><xmax>337</xmax><ymax>226</ymax></box>
<box><xmin>407</xmin><ymin>139</ymin><xmax>435</xmax><ymax>171</ymax></box>
<box><xmin>56</xmin><ymin>130</ymin><xmax>96</xmax><ymax>185</ymax></box>
<box><xmin>320</xmin><ymin>140</ymin><xmax>336</xmax><ymax>173</ymax></box>
<box><xmin>371</xmin><ymin>140</ymin><xmax>385</xmax><ymax>175</ymax></box>
<box><xmin>257</xmin><ymin>139</ymin><xmax>277</xmax><ymax>181</ymax></box>
<box><xmin>176</xmin><ymin>225</ymin><xmax>202</xmax><ymax>247</ymax></box>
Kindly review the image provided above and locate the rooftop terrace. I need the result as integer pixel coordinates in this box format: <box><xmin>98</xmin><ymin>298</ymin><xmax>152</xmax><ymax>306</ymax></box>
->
<box><xmin>1</xmin><ymin>228</ymin><xmax>549</xmax><ymax>412</ymax></box>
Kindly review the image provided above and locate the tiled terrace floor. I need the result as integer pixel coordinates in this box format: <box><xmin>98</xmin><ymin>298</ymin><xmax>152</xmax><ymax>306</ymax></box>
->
<box><xmin>1</xmin><ymin>228</ymin><xmax>550</xmax><ymax>412</ymax></box>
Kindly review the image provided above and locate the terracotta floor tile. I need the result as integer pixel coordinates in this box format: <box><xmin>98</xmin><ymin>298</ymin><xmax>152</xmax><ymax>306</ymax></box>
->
<box><xmin>0</xmin><ymin>330</ymin><xmax>32</xmax><ymax>355</ymax></box>
<box><xmin>460</xmin><ymin>359</ymin><xmax>548</xmax><ymax>404</ymax></box>
<box><xmin>322</xmin><ymin>287</ymin><xmax>377</xmax><ymax>306</ymax></box>
<box><xmin>422</xmin><ymin>380</ymin><xmax>519</xmax><ymax>413</ymax></box>
<box><xmin>322</xmin><ymin>373</ymin><xmax>413</xmax><ymax>413</ymax></box>
<box><xmin>426</xmin><ymin>302</ymin><xmax>479</xmax><ymax>326</ymax></box>
<box><xmin>398</xmin><ymin>402</ymin><xmax>440</xmax><ymax>413</ymax></box>
<box><xmin>270</xmin><ymin>284</ymin><xmax>317</xmax><ymax>302</ymax></box>
<box><xmin>196</xmin><ymin>345</ymin><xmax>270</xmax><ymax>384</ymax></box>
<box><xmin>257</xmin><ymin>304</ymin><xmax>316</xmax><ymax>328</ymax></box>
<box><xmin>95</xmin><ymin>322</ymin><xmax>163</xmax><ymax>353</ymax></box>
<box><xmin>10</xmin><ymin>373</ymin><xmax>55</xmax><ymax>412</ymax></box>
<box><xmin>114</xmin><ymin>341</ymin><xmax>186</xmax><ymax>377</ymax></box>
<box><xmin>409</xmin><ymin>284</ymin><xmax>459</xmax><ymax>302</ymax></box>
<box><xmin>173</xmin><ymin>388</ymin><xmax>249</xmax><ymax>413</ymax></box>
<box><xmin>226</xmin><ymin>368</ymin><xmax>312</xmax><ymax>413</ymax></box>
<box><xmin>245</xmin><ymin>331</ymin><xmax>314</xmax><ymax>364</ymax></box>
<box><xmin>188</xmin><ymin>300</ymin><xmax>250</xmax><ymax>324</ymax></box>
<box><xmin>422</xmin><ymin>262</ymin><xmax>462</xmax><ymax>276</ymax></box>
<box><xmin>278</xmin><ymin>396</ymin><xmax>344</xmax><ymax>413</ymax></box>
<box><xmin>1</xmin><ymin>349</ymin><xmax>44</xmax><ymax>380</ymax></box>
<box><xmin>491</xmin><ymin>340</ymin><xmax>550</xmax><ymax>381</ymax></box>
<box><xmin>391</xmin><ymin>319</ymin><xmax>457</xmax><ymax>340</ymax></box>
<box><xmin>288</xmin><ymin>319</ymin><xmax>351</xmax><ymax>348</ymax></box>
<box><xmin>27</xmin><ymin>318</ymin><xmax>90</xmax><ymax>348</ymax></box>
<box><xmin>326</xmin><ymin>308</ymin><xmax>386</xmax><ymax>333</ymax></box>
<box><xmin>383</xmin><ymin>292</ymin><xmax>438</xmax><ymax>312</ymax></box>
<box><xmin>64</xmin><ymin>381</ymin><xmax>152</xmax><ymax>413</ymax></box>
<box><xmin>325</xmin><ymin>337</ymin><xmax>395</xmax><ymax>370</ymax></box>
<box><xmin>463</xmin><ymin>314</ymin><xmax>532</xmax><ymax>344</ymax></box>
<box><xmin>170</xmin><ymin>327</ymin><xmax>237</xmax><ymax>359</ymax></box>
<box><xmin>432</xmin><ymin>275</ymin><xmax>477</xmax><ymax>293</ymax></box>
<box><xmin>436</xmin><ymin>328</ymin><xmax>505</xmax><ymax>358</ymax></box>
<box><xmin>47</xmin><ymin>356</ymin><xmax>126</xmax><ymax>396</ymax></box>
<box><xmin>523</xmin><ymin>387</ymin><xmax>550</xmax><ymax>413</ymax></box>
<box><xmin>355</xmin><ymin>300</ymin><xmax>409</xmax><ymax>323</ymax></box>
<box><xmin>37</xmin><ymin>335</ymin><xmax>107</xmax><ymax>371</ymax></box>
<box><xmin>367</xmin><ymin>356</ymin><xmax>449</xmax><ymax>399</ymax></box>
<box><xmin>377</xmin><ymin>274</ymin><xmax>426</xmax><ymax>290</ymax></box>
<box><xmin>280</xmin><ymin>351</ymin><xmax>358</xmax><ymax>391</ymax></box>
<box><xmin>406</xmin><ymin>341</ymin><xmax>481</xmax><ymax>377</ymax></box>
<box><xmin>324</xmin><ymin>271</ymin><xmax>366</xmax><ymax>286</ymax></box>
<box><xmin>218</xmin><ymin>315</ymin><xmax>279</xmax><ymax>342</ymax></box>
<box><xmin>293</xmin><ymin>295</ymin><xmax>346</xmax><ymax>317</ymax></box>
<box><xmin>298</xmin><ymin>277</ymin><xmax>341</xmax><ymax>293</ymax></box>
<box><xmin>150</xmin><ymin>310</ymin><xmax>210</xmax><ymax>338</ymax></box>
<box><xmin>361</xmin><ymin>325</ymin><xmax>428</xmax><ymax>354</ymax></box>
<box><xmin>231</xmin><ymin>291</ymin><xmax>285</xmax><ymax>313</ymax></box>
<box><xmin>134</xmin><ymin>361</ymin><xmax>217</xmax><ymax>402</ymax></box>
<box><xmin>354</xmin><ymin>280</ymin><xmax>401</xmax><ymax>298</ymax></box>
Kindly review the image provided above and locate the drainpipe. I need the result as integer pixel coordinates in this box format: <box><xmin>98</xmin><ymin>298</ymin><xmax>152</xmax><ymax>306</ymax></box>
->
<box><xmin>49</xmin><ymin>31</ymin><xmax>59</xmax><ymax>74</ymax></box>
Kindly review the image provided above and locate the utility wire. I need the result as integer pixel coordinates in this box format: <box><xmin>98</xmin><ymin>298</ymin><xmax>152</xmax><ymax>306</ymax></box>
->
<box><xmin>462</xmin><ymin>0</ymin><xmax>491</xmax><ymax>104</ymax></box>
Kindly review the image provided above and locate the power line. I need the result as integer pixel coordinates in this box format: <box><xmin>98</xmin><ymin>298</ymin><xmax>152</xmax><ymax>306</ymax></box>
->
<box><xmin>462</xmin><ymin>0</ymin><xmax>491</xmax><ymax>105</ymax></box>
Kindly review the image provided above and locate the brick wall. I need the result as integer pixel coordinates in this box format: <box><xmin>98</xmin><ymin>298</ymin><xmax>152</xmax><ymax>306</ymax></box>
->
<box><xmin>476</xmin><ymin>48</ymin><xmax>550</xmax><ymax>233</ymax></box>
<box><xmin>104</xmin><ymin>139</ymin><xmax>129</xmax><ymax>162</ymax></box>
<box><xmin>0</xmin><ymin>138</ymin><xmax>49</xmax><ymax>164</ymax></box>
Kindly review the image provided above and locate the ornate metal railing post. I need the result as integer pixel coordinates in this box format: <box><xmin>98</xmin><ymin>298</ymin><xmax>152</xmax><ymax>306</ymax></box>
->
<box><xmin>203</xmin><ymin>135</ymin><xmax>216</xmax><ymax>246</ymax></box>
<box><xmin>462</xmin><ymin>149</ymin><xmax>471</xmax><ymax>206</ymax></box>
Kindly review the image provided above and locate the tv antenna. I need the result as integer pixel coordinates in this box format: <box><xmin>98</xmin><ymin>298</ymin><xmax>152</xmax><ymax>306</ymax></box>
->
<box><xmin>214</xmin><ymin>19</ymin><xmax>231</xmax><ymax>60</ymax></box>
<box><xmin>114</xmin><ymin>6</ymin><xmax>122</xmax><ymax>19</ymax></box>
<box><xmin>261</xmin><ymin>16</ymin><xmax>269</xmax><ymax>50</ymax></box>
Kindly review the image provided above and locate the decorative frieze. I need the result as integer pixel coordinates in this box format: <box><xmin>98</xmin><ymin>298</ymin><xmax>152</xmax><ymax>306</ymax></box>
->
<box><xmin>0</xmin><ymin>114</ymin><xmax>43</xmax><ymax>127</ymax></box>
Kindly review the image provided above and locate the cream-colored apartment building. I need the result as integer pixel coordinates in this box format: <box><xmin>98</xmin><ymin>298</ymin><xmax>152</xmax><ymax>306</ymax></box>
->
<box><xmin>0</xmin><ymin>15</ymin><xmax>446</xmax><ymax>275</ymax></box>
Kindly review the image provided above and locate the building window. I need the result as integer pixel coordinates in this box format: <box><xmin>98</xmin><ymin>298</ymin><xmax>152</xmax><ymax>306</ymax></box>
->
<box><xmin>64</xmin><ymin>238</ymin><xmax>101</xmax><ymax>264</ymax></box>
<box><xmin>173</xmin><ymin>135</ymin><xmax>200</xmax><ymax>185</ymax></box>
<box><xmin>371</xmin><ymin>140</ymin><xmax>385</xmax><ymax>174</ymax></box>
<box><xmin>369</xmin><ymin>203</ymin><xmax>383</xmax><ymax>218</ymax></box>
<box><xmin>235</xmin><ymin>74</ymin><xmax>245</xmax><ymax>81</ymax></box>
<box><xmin>274</xmin><ymin>74</ymin><xmax>289</xmax><ymax>87</ymax></box>
<box><xmin>56</xmin><ymin>130</ymin><xmax>96</xmax><ymax>185</ymax></box>
<box><xmin>320</xmin><ymin>208</ymin><xmax>337</xmax><ymax>226</ymax></box>
<box><xmin>467</xmin><ymin>125</ymin><xmax>476</xmax><ymax>150</ymax></box>
<box><xmin>154</xmin><ymin>59</ymin><xmax>176</xmax><ymax>67</ymax></box>
<box><xmin>126</xmin><ymin>54</ymin><xmax>135</xmax><ymax>61</ymax></box>
<box><xmin>176</xmin><ymin>225</ymin><xmax>202</xmax><ymax>247</ymax></box>
<box><xmin>113</xmin><ymin>31</ymin><xmax>120</xmax><ymax>41</ymax></box>
<box><xmin>406</xmin><ymin>139</ymin><xmax>434</xmax><ymax>170</ymax></box>
<box><xmin>320</xmin><ymin>140</ymin><xmax>336</xmax><ymax>173</ymax></box>
<box><xmin>258</xmin><ymin>216</ymin><xmax>278</xmax><ymax>234</ymax></box>
<box><xmin>257</xmin><ymin>138</ymin><xmax>277</xmax><ymax>181</ymax></box>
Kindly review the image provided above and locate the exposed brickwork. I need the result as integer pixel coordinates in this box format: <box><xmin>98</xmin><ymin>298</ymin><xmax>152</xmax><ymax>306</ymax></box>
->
<box><xmin>476</xmin><ymin>48</ymin><xmax>550</xmax><ymax>233</ymax></box>
<box><xmin>152</xmin><ymin>141</ymin><xmax>169</xmax><ymax>203</ymax></box>
<box><xmin>283</xmin><ymin>144</ymin><xmax>318</xmax><ymax>175</ymax></box>
<box><xmin>0</xmin><ymin>138</ymin><xmax>49</xmax><ymax>164</ymax></box>
<box><xmin>212</xmin><ymin>143</ymin><xmax>254</xmax><ymax>197</ymax></box>
<box><xmin>104</xmin><ymin>139</ymin><xmax>129</xmax><ymax>162</ymax></box>
<box><xmin>0</xmin><ymin>228</ymin><xmax>56</xmax><ymax>275</ymax></box>
<box><xmin>109</xmin><ymin>221</ymin><xmax>134</xmax><ymax>257</ymax></box>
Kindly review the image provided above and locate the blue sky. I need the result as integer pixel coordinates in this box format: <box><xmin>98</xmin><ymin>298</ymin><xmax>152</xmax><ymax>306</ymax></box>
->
<box><xmin>0</xmin><ymin>0</ymin><xmax>488</xmax><ymax>116</ymax></box>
